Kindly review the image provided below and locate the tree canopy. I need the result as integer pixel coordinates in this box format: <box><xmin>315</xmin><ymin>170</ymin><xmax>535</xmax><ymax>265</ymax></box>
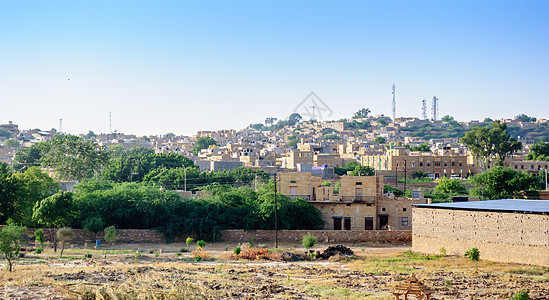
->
<box><xmin>353</xmin><ymin>108</ymin><xmax>371</xmax><ymax>119</ymax></box>
<box><xmin>191</xmin><ymin>137</ymin><xmax>217</xmax><ymax>155</ymax></box>
<box><xmin>461</xmin><ymin>121</ymin><xmax>522</xmax><ymax>169</ymax></box>
<box><xmin>349</xmin><ymin>165</ymin><xmax>375</xmax><ymax>176</ymax></box>
<box><xmin>526</xmin><ymin>141</ymin><xmax>549</xmax><ymax>161</ymax></box>
<box><xmin>470</xmin><ymin>167</ymin><xmax>541</xmax><ymax>200</ymax></box>
<box><xmin>38</xmin><ymin>135</ymin><xmax>109</xmax><ymax>181</ymax></box>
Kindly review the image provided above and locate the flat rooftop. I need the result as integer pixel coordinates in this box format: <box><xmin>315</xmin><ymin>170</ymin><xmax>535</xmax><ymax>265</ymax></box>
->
<box><xmin>414</xmin><ymin>199</ymin><xmax>549</xmax><ymax>214</ymax></box>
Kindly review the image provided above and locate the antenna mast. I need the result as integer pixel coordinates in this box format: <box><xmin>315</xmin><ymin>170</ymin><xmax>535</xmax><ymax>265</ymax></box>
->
<box><xmin>59</xmin><ymin>118</ymin><xmax>63</xmax><ymax>133</ymax></box>
<box><xmin>109</xmin><ymin>112</ymin><xmax>112</xmax><ymax>133</ymax></box>
<box><xmin>421</xmin><ymin>99</ymin><xmax>427</xmax><ymax>120</ymax></box>
<box><xmin>431</xmin><ymin>96</ymin><xmax>439</xmax><ymax>121</ymax></box>
<box><xmin>392</xmin><ymin>84</ymin><xmax>396</xmax><ymax>121</ymax></box>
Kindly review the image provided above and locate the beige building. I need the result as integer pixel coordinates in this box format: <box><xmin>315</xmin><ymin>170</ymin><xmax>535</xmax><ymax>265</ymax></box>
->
<box><xmin>362</xmin><ymin>148</ymin><xmax>474</xmax><ymax>178</ymax></box>
<box><xmin>412</xmin><ymin>200</ymin><xmax>549</xmax><ymax>266</ymax></box>
<box><xmin>278</xmin><ymin>173</ymin><xmax>426</xmax><ymax>231</ymax></box>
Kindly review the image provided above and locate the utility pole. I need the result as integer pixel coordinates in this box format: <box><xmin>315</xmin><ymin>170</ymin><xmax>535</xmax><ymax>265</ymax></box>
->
<box><xmin>403</xmin><ymin>158</ymin><xmax>407</xmax><ymax>194</ymax></box>
<box><xmin>395</xmin><ymin>163</ymin><xmax>398</xmax><ymax>189</ymax></box>
<box><xmin>274</xmin><ymin>173</ymin><xmax>278</xmax><ymax>248</ymax></box>
<box><xmin>545</xmin><ymin>169</ymin><xmax>549</xmax><ymax>191</ymax></box>
<box><xmin>184</xmin><ymin>167</ymin><xmax>187</xmax><ymax>192</ymax></box>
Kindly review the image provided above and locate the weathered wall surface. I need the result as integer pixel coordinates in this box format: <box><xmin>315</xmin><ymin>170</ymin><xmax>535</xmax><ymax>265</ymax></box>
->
<box><xmin>27</xmin><ymin>228</ymin><xmax>169</xmax><ymax>244</ymax></box>
<box><xmin>25</xmin><ymin>229</ymin><xmax>411</xmax><ymax>245</ymax></box>
<box><xmin>219</xmin><ymin>230</ymin><xmax>411</xmax><ymax>244</ymax></box>
<box><xmin>412</xmin><ymin>207</ymin><xmax>549</xmax><ymax>266</ymax></box>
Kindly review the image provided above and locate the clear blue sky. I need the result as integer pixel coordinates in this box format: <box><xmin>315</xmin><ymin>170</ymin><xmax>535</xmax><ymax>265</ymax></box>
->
<box><xmin>1</xmin><ymin>1</ymin><xmax>548</xmax><ymax>136</ymax></box>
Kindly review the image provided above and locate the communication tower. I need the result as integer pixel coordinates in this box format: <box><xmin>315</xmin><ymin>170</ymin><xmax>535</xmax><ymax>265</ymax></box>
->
<box><xmin>392</xmin><ymin>84</ymin><xmax>396</xmax><ymax>121</ymax></box>
<box><xmin>431</xmin><ymin>96</ymin><xmax>439</xmax><ymax>121</ymax></box>
<box><xmin>421</xmin><ymin>99</ymin><xmax>427</xmax><ymax>120</ymax></box>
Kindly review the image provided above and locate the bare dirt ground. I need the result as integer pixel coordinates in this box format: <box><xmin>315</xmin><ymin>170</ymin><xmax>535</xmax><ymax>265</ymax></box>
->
<box><xmin>1</xmin><ymin>242</ymin><xmax>548</xmax><ymax>299</ymax></box>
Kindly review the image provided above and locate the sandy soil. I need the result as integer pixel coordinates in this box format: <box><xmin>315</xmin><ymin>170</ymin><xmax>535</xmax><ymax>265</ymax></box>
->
<box><xmin>1</xmin><ymin>243</ymin><xmax>548</xmax><ymax>299</ymax></box>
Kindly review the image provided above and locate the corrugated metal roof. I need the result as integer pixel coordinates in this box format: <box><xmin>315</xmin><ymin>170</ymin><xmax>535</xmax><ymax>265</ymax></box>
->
<box><xmin>413</xmin><ymin>199</ymin><xmax>549</xmax><ymax>214</ymax></box>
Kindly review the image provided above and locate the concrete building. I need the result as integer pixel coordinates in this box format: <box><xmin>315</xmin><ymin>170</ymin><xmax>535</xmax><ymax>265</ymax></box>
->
<box><xmin>278</xmin><ymin>173</ymin><xmax>427</xmax><ymax>231</ymax></box>
<box><xmin>412</xmin><ymin>199</ymin><xmax>549</xmax><ymax>266</ymax></box>
<box><xmin>362</xmin><ymin>148</ymin><xmax>474</xmax><ymax>178</ymax></box>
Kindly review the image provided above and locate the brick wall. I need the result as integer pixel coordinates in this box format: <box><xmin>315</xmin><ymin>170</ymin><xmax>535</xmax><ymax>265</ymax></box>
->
<box><xmin>219</xmin><ymin>230</ymin><xmax>411</xmax><ymax>244</ymax></box>
<box><xmin>412</xmin><ymin>207</ymin><xmax>549</xmax><ymax>266</ymax></box>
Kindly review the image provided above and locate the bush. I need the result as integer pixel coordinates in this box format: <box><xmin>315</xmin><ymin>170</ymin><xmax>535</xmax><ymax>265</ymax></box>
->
<box><xmin>233</xmin><ymin>245</ymin><xmax>241</xmax><ymax>256</ymax></box>
<box><xmin>302</xmin><ymin>232</ymin><xmax>317</xmax><ymax>250</ymax></box>
<box><xmin>197</xmin><ymin>240</ymin><xmax>206</xmax><ymax>248</ymax></box>
<box><xmin>57</xmin><ymin>228</ymin><xmax>75</xmax><ymax>257</ymax></box>
<box><xmin>34</xmin><ymin>247</ymin><xmax>44</xmax><ymax>254</ymax></box>
<box><xmin>34</xmin><ymin>229</ymin><xmax>45</xmax><ymax>246</ymax></box>
<box><xmin>510</xmin><ymin>290</ymin><xmax>531</xmax><ymax>300</ymax></box>
<box><xmin>185</xmin><ymin>237</ymin><xmax>194</xmax><ymax>247</ymax></box>
<box><xmin>464</xmin><ymin>247</ymin><xmax>480</xmax><ymax>262</ymax></box>
<box><xmin>104</xmin><ymin>226</ymin><xmax>118</xmax><ymax>244</ymax></box>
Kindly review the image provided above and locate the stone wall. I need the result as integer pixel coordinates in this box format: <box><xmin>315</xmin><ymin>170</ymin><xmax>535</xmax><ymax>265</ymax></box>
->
<box><xmin>412</xmin><ymin>207</ymin><xmax>549</xmax><ymax>266</ymax></box>
<box><xmin>27</xmin><ymin>228</ymin><xmax>169</xmax><ymax>244</ymax></box>
<box><xmin>219</xmin><ymin>230</ymin><xmax>411</xmax><ymax>244</ymax></box>
<box><xmin>24</xmin><ymin>228</ymin><xmax>411</xmax><ymax>245</ymax></box>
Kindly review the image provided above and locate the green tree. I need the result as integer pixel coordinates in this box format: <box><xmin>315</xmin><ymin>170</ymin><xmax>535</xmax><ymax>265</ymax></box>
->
<box><xmin>482</xmin><ymin>118</ymin><xmax>493</xmax><ymax>123</ymax></box>
<box><xmin>38</xmin><ymin>135</ymin><xmax>109</xmax><ymax>181</ymax></box>
<box><xmin>13</xmin><ymin>144</ymin><xmax>43</xmax><ymax>171</ymax></box>
<box><xmin>409</xmin><ymin>144</ymin><xmax>431</xmax><ymax>152</ymax></box>
<box><xmin>165</xmin><ymin>132</ymin><xmax>175</xmax><ymax>137</ymax></box>
<box><xmin>265</xmin><ymin>117</ymin><xmax>277</xmax><ymax>126</ymax></box>
<box><xmin>434</xmin><ymin>177</ymin><xmax>468</xmax><ymax>195</ymax></box>
<box><xmin>470</xmin><ymin>167</ymin><xmax>540</xmax><ymax>199</ymax></box>
<box><xmin>33</xmin><ymin>192</ymin><xmax>78</xmax><ymax>252</ymax></box>
<box><xmin>288</xmin><ymin>113</ymin><xmax>302</xmax><ymax>125</ymax></box>
<box><xmin>191</xmin><ymin>137</ymin><xmax>217</xmax><ymax>155</ymax></box>
<box><xmin>15</xmin><ymin>167</ymin><xmax>59</xmax><ymax>226</ymax></box>
<box><xmin>515</xmin><ymin>114</ymin><xmax>536</xmax><ymax>122</ymax></box>
<box><xmin>56</xmin><ymin>227</ymin><xmax>75</xmax><ymax>257</ymax></box>
<box><xmin>526</xmin><ymin>141</ymin><xmax>549</xmax><ymax>161</ymax></box>
<box><xmin>83</xmin><ymin>216</ymin><xmax>105</xmax><ymax>240</ymax></box>
<box><xmin>373</xmin><ymin>136</ymin><xmax>386</xmax><ymax>144</ymax></box>
<box><xmin>0</xmin><ymin>163</ymin><xmax>25</xmax><ymax>224</ymax></box>
<box><xmin>353</xmin><ymin>108</ymin><xmax>371</xmax><ymax>119</ymax></box>
<box><xmin>461</xmin><ymin>121</ymin><xmax>522</xmax><ymax>169</ymax></box>
<box><xmin>84</xmin><ymin>130</ymin><xmax>96</xmax><ymax>139</ymax></box>
<box><xmin>349</xmin><ymin>165</ymin><xmax>375</xmax><ymax>176</ymax></box>
<box><xmin>3</xmin><ymin>138</ymin><xmax>20</xmax><ymax>147</ymax></box>
<box><xmin>0</xmin><ymin>224</ymin><xmax>27</xmax><ymax>272</ymax></box>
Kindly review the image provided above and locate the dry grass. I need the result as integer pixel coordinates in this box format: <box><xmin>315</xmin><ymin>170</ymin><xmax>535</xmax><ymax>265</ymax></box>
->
<box><xmin>2</xmin><ymin>244</ymin><xmax>549</xmax><ymax>299</ymax></box>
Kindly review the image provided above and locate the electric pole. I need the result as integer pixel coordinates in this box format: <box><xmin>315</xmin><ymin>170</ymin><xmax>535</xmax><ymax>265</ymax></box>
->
<box><xmin>403</xmin><ymin>158</ymin><xmax>407</xmax><ymax>193</ymax></box>
<box><xmin>274</xmin><ymin>172</ymin><xmax>278</xmax><ymax>248</ymax></box>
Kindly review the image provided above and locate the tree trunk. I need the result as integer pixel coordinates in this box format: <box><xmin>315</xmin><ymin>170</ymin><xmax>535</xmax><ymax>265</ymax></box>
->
<box><xmin>53</xmin><ymin>227</ymin><xmax>57</xmax><ymax>252</ymax></box>
<box><xmin>60</xmin><ymin>241</ymin><xmax>65</xmax><ymax>257</ymax></box>
<box><xmin>7</xmin><ymin>256</ymin><xmax>12</xmax><ymax>272</ymax></box>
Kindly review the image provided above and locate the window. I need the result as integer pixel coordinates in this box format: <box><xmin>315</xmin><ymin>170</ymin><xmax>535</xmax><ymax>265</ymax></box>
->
<box><xmin>403</xmin><ymin>207</ymin><xmax>407</xmax><ymax>212</ymax></box>
<box><xmin>381</xmin><ymin>207</ymin><xmax>386</xmax><ymax>212</ymax></box>
<box><xmin>401</xmin><ymin>217</ymin><xmax>409</xmax><ymax>226</ymax></box>
<box><xmin>419</xmin><ymin>162</ymin><xmax>423</xmax><ymax>166</ymax></box>
<box><xmin>344</xmin><ymin>217</ymin><xmax>351</xmax><ymax>230</ymax></box>
<box><xmin>365</xmin><ymin>217</ymin><xmax>374</xmax><ymax>230</ymax></box>
<box><xmin>459</xmin><ymin>163</ymin><xmax>462</xmax><ymax>166</ymax></box>
<box><xmin>451</xmin><ymin>162</ymin><xmax>455</xmax><ymax>166</ymax></box>
<box><xmin>521</xmin><ymin>165</ymin><xmax>524</xmax><ymax>169</ymax></box>
<box><xmin>355</xmin><ymin>182</ymin><xmax>362</xmax><ymax>185</ymax></box>
<box><xmin>515</xmin><ymin>165</ymin><xmax>518</xmax><ymax>169</ymax></box>
<box><xmin>411</xmin><ymin>163</ymin><xmax>415</xmax><ymax>167</ymax></box>
<box><xmin>290</xmin><ymin>180</ymin><xmax>296</xmax><ymax>183</ymax></box>
<box><xmin>427</xmin><ymin>163</ymin><xmax>430</xmax><ymax>167</ymax></box>
<box><xmin>333</xmin><ymin>217</ymin><xmax>342</xmax><ymax>230</ymax></box>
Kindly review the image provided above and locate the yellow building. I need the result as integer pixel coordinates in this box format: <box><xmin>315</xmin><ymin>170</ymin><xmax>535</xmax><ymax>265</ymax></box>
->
<box><xmin>361</xmin><ymin>148</ymin><xmax>474</xmax><ymax>178</ymax></box>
